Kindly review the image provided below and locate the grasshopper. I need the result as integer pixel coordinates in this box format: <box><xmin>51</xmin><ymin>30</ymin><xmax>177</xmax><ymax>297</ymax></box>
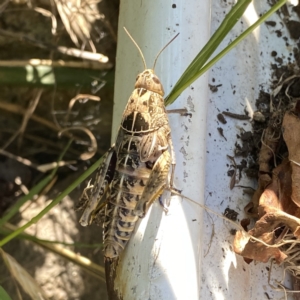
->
<box><xmin>78</xmin><ymin>28</ymin><xmax>178</xmax><ymax>260</ymax></box>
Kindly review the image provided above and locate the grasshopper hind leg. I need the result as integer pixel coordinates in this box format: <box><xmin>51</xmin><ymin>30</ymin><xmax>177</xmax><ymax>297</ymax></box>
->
<box><xmin>134</xmin><ymin>149</ymin><xmax>171</xmax><ymax>218</ymax></box>
<box><xmin>158</xmin><ymin>136</ymin><xmax>181</xmax><ymax>213</ymax></box>
<box><xmin>78</xmin><ymin>147</ymin><xmax>116</xmax><ymax>226</ymax></box>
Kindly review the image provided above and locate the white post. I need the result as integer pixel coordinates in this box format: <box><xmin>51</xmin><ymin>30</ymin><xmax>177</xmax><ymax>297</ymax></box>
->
<box><xmin>112</xmin><ymin>1</ymin><xmax>210</xmax><ymax>299</ymax></box>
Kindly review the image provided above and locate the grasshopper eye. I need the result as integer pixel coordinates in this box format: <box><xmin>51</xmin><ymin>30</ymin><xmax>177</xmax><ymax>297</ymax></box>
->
<box><xmin>152</xmin><ymin>76</ymin><xmax>160</xmax><ymax>84</ymax></box>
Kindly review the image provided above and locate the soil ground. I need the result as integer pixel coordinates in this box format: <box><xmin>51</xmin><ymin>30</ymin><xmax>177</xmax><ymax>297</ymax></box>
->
<box><xmin>0</xmin><ymin>0</ymin><xmax>119</xmax><ymax>299</ymax></box>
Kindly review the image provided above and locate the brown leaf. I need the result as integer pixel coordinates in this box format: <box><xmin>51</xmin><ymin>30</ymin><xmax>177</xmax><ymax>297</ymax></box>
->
<box><xmin>233</xmin><ymin>230</ymin><xmax>287</xmax><ymax>264</ymax></box>
<box><xmin>282</xmin><ymin>111</ymin><xmax>300</xmax><ymax>207</ymax></box>
<box><xmin>235</xmin><ymin>106</ymin><xmax>300</xmax><ymax>264</ymax></box>
<box><xmin>244</xmin><ymin>173</ymin><xmax>272</xmax><ymax>218</ymax></box>
<box><xmin>234</xmin><ymin>159</ymin><xmax>300</xmax><ymax>263</ymax></box>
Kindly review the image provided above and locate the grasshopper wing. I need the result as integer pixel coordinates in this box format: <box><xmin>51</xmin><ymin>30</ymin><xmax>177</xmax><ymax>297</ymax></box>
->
<box><xmin>139</xmin><ymin>127</ymin><xmax>169</xmax><ymax>162</ymax></box>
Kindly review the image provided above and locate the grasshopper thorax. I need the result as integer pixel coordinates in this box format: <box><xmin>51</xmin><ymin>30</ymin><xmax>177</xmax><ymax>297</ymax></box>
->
<box><xmin>134</xmin><ymin>69</ymin><xmax>164</xmax><ymax>96</ymax></box>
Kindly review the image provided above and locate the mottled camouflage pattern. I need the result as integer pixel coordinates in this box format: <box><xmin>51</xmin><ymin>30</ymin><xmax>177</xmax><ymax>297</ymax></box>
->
<box><xmin>78</xmin><ymin>69</ymin><xmax>172</xmax><ymax>259</ymax></box>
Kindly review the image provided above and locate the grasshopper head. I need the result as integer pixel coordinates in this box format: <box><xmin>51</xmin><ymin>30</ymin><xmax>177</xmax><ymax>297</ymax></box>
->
<box><xmin>135</xmin><ymin>69</ymin><xmax>164</xmax><ymax>96</ymax></box>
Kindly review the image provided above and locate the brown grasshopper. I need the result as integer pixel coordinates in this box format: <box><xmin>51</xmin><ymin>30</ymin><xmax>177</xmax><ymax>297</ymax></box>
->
<box><xmin>78</xmin><ymin>28</ymin><xmax>178</xmax><ymax>260</ymax></box>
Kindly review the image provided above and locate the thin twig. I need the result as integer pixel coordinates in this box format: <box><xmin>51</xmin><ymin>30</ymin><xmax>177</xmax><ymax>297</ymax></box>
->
<box><xmin>0</xmin><ymin>148</ymin><xmax>76</xmax><ymax>172</ymax></box>
<box><xmin>1</xmin><ymin>89</ymin><xmax>42</xmax><ymax>150</ymax></box>
<box><xmin>0</xmin><ymin>100</ymin><xmax>95</xmax><ymax>150</ymax></box>
<box><xmin>34</xmin><ymin>7</ymin><xmax>57</xmax><ymax>35</ymax></box>
<box><xmin>174</xmin><ymin>190</ymin><xmax>300</xmax><ymax>249</ymax></box>
<box><xmin>222</xmin><ymin>111</ymin><xmax>250</xmax><ymax>120</ymax></box>
<box><xmin>0</xmin><ymin>29</ymin><xmax>110</xmax><ymax>63</ymax></box>
<box><xmin>0</xmin><ymin>128</ymin><xmax>82</xmax><ymax>156</ymax></box>
<box><xmin>65</xmin><ymin>94</ymin><xmax>100</xmax><ymax>123</ymax></box>
<box><xmin>59</xmin><ymin>127</ymin><xmax>97</xmax><ymax>160</ymax></box>
<box><xmin>0</xmin><ymin>0</ymin><xmax>9</xmax><ymax>14</ymax></box>
<box><xmin>0</xmin><ymin>100</ymin><xmax>59</xmax><ymax>132</ymax></box>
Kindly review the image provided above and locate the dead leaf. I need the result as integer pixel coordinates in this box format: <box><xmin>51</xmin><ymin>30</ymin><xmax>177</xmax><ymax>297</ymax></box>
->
<box><xmin>282</xmin><ymin>111</ymin><xmax>300</xmax><ymax>207</ymax></box>
<box><xmin>233</xmin><ymin>230</ymin><xmax>287</xmax><ymax>264</ymax></box>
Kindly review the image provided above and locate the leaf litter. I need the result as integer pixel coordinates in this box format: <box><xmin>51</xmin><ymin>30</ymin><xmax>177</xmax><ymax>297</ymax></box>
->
<box><xmin>229</xmin><ymin>10</ymin><xmax>300</xmax><ymax>297</ymax></box>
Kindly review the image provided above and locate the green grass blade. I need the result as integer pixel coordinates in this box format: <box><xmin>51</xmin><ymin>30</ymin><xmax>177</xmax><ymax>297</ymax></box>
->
<box><xmin>175</xmin><ymin>0</ymin><xmax>287</xmax><ymax>98</ymax></box>
<box><xmin>0</xmin><ymin>139</ymin><xmax>73</xmax><ymax>228</ymax></box>
<box><xmin>0</xmin><ymin>153</ymin><xmax>105</xmax><ymax>247</ymax></box>
<box><xmin>165</xmin><ymin>0</ymin><xmax>287</xmax><ymax>105</ymax></box>
<box><xmin>165</xmin><ymin>0</ymin><xmax>252</xmax><ymax>105</ymax></box>
<box><xmin>0</xmin><ymin>286</ymin><xmax>12</xmax><ymax>300</ymax></box>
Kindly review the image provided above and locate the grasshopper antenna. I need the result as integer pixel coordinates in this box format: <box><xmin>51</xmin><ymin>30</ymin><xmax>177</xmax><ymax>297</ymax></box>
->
<box><xmin>124</xmin><ymin>27</ymin><xmax>147</xmax><ymax>70</ymax></box>
<box><xmin>152</xmin><ymin>32</ymin><xmax>180</xmax><ymax>71</ymax></box>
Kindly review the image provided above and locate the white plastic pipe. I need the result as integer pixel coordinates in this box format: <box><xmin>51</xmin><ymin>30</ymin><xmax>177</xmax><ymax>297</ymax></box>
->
<box><xmin>112</xmin><ymin>1</ymin><xmax>210</xmax><ymax>299</ymax></box>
